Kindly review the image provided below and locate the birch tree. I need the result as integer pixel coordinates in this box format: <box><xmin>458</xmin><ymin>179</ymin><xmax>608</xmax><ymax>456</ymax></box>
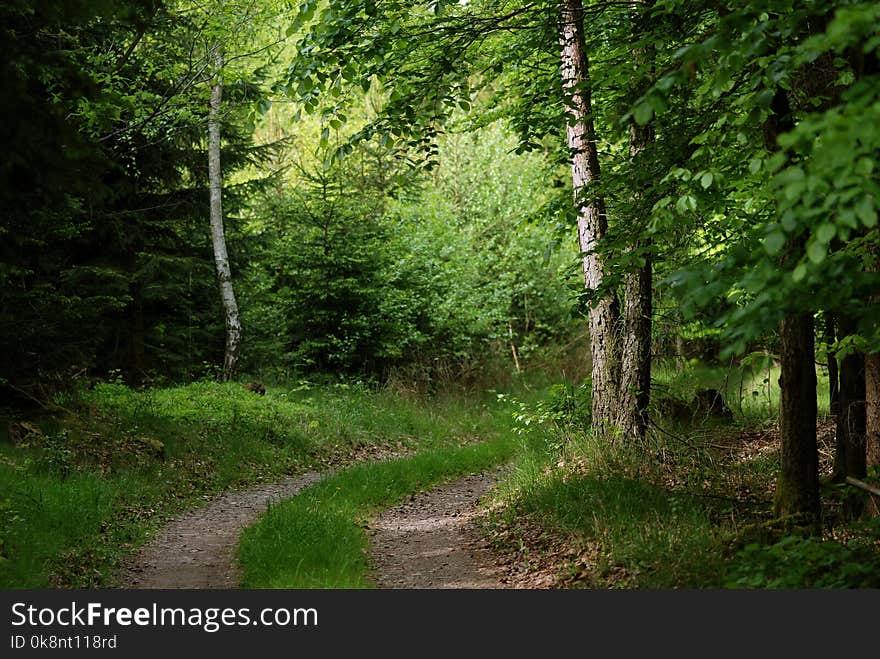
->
<box><xmin>208</xmin><ymin>46</ymin><xmax>242</xmax><ymax>380</ymax></box>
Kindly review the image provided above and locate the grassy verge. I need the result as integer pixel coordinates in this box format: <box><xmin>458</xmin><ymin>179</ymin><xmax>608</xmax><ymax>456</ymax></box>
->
<box><xmin>484</xmin><ymin>360</ymin><xmax>880</xmax><ymax>589</ymax></box>
<box><xmin>238</xmin><ymin>433</ymin><xmax>517</xmax><ymax>588</ymax></box>
<box><xmin>484</xmin><ymin>436</ymin><xmax>729</xmax><ymax>588</ymax></box>
<box><xmin>0</xmin><ymin>379</ymin><xmax>501</xmax><ymax>588</ymax></box>
<box><xmin>483</xmin><ymin>362</ymin><xmax>787</xmax><ymax>588</ymax></box>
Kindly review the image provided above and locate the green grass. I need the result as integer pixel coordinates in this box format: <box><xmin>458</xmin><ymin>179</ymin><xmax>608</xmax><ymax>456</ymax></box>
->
<box><xmin>488</xmin><ymin>434</ymin><xmax>727</xmax><ymax>588</ymax></box>
<box><xmin>652</xmin><ymin>358</ymin><xmax>832</xmax><ymax>424</ymax></box>
<box><xmin>483</xmin><ymin>359</ymin><xmax>816</xmax><ymax>588</ymax></box>
<box><xmin>238</xmin><ymin>434</ymin><xmax>517</xmax><ymax>588</ymax></box>
<box><xmin>485</xmin><ymin>358</ymin><xmax>877</xmax><ymax>589</ymax></box>
<box><xmin>0</xmin><ymin>379</ymin><xmax>502</xmax><ymax>588</ymax></box>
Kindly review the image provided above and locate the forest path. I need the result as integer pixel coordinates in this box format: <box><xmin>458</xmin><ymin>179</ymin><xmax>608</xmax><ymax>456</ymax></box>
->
<box><xmin>118</xmin><ymin>472</ymin><xmax>324</xmax><ymax>588</ymax></box>
<box><xmin>118</xmin><ymin>458</ymin><xmax>508</xmax><ymax>589</ymax></box>
<box><xmin>368</xmin><ymin>469</ymin><xmax>509</xmax><ymax>589</ymax></box>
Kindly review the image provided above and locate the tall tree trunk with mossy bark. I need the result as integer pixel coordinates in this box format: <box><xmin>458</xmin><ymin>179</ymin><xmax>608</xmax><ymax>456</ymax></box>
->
<box><xmin>763</xmin><ymin>88</ymin><xmax>819</xmax><ymax>529</ymax></box>
<box><xmin>559</xmin><ymin>0</ymin><xmax>620</xmax><ymax>434</ymax></box>
<box><xmin>774</xmin><ymin>312</ymin><xmax>820</xmax><ymax>529</ymax></box>
<box><xmin>866</xmin><ymin>354</ymin><xmax>880</xmax><ymax>516</ymax></box>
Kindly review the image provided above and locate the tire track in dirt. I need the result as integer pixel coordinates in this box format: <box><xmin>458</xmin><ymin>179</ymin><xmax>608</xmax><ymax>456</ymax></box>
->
<box><xmin>118</xmin><ymin>472</ymin><xmax>323</xmax><ymax>589</ymax></box>
<box><xmin>119</xmin><ymin>449</ymin><xmax>507</xmax><ymax>589</ymax></box>
<box><xmin>368</xmin><ymin>470</ymin><xmax>509</xmax><ymax>589</ymax></box>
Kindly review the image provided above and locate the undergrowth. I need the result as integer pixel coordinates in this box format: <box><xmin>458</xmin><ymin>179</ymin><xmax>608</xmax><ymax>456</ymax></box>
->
<box><xmin>486</xmin><ymin>361</ymin><xmax>873</xmax><ymax>589</ymax></box>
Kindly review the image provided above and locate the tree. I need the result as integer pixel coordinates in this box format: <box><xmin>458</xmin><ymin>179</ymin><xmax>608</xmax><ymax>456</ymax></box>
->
<box><xmin>281</xmin><ymin>0</ymin><xmax>663</xmax><ymax>438</ymax></box>
<box><xmin>616</xmin><ymin>0</ymin><xmax>655</xmax><ymax>442</ymax></box>
<box><xmin>645</xmin><ymin>1</ymin><xmax>880</xmax><ymax>525</ymax></box>
<box><xmin>559</xmin><ymin>0</ymin><xmax>620</xmax><ymax>433</ymax></box>
<box><xmin>867</xmin><ymin>352</ymin><xmax>880</xmax><ymax>515</ymax></box>
<box><xmin>207</xmin><ymin>47</ymin><xmax>243</xmax><ymax>381</ymax></box>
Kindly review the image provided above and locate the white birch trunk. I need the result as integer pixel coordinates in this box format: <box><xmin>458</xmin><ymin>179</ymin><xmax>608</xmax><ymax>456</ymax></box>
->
<box><xmin>208</xmin><ymin>47</ymin><xmax>242</xmax><ymax>381</ymax></box>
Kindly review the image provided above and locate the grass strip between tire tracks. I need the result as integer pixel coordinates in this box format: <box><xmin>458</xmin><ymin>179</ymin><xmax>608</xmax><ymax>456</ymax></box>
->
<box><xmin>238</xmin><ymin>435</ymin><xmax>517</xmax><ymax>588</ymax></box>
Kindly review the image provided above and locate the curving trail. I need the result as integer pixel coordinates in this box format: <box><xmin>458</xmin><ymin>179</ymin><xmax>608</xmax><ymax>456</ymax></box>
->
<box><xmin>118</xmin><ymin>458</ymin><xmax>509</xmax><ymax>589</ymax></box>
<box><xmin>118</xmin><ymin>472</ymin><xmax>323</xmax><ymax>589</ymax></box>
<box><xmin>368</xmin><ymin>470</ymin><xmax>509</xmax><ymax>589</ymax></box>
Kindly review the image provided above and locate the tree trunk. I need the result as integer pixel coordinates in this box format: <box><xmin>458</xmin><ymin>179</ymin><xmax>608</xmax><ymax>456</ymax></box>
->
<box><xmin>559</xmin><ymin>0</ymin><xmax>619</xmax><ymax>433</ymax></box>
<box><xmin>774</xmin><ymin>312</ymin><xmax>820</xmax><ymax>529</ymax></box>
<box><xmin>208</xmin><ymin>47</ymin><xmax>242</xmax><ymax>381</ymax></box>
<box><xmin>826</xmin><ymin>311</ymin><xmax>845</xmax><ymax>481</ymax></box>
<box><xmin>824</xmin><ymin>312</ymin><xmax>840</xmax><ymax>413</ymax></box>
<box><xmin>838</xmin><ymin>315</ymin><xmax>866</xmax><ymax>477</ymax></box>
<box><xmin>866</xmin><ymin>353</ymin><xmax>880</xmax><ymax>515</ymax></box>
<box><xmin>619</xmin><ymin>249</ymin><xmax>652</xmax><ymax>441</ymax></box>
<box><xmin>834</xmin><ymin>316</ymin><xmax>867</xmax><ymax>518</ymax></box>
<box><xmin>128</xmin><ymin>279</ymin><xmax>146</xmax><ymax>386</ymax></box>
<box><xmin>617</xmin><ymin>2</ymin><xmax>654</xmax><ymax>443</ymax></box>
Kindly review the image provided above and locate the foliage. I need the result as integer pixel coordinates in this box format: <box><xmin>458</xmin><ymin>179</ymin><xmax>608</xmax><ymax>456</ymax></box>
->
<box><xmin>726</xmin><ymin>520</ymin><xmax>880</xmax><ymax>588</ymax></box>
<box><xmin>0</xmin><ymin>0</ymin><xmax>279</xmax><ymax>391</ymax></box>
<box><xmin>486</xmin><ymin>424</ymin><xmax>727</xmax><ymax>588</ymax></box>
<box><xmin>645</xmin><ymin>0</ymin><xmax>880</xmax><ymax>353</ymax></box>
<box><xmin>498</xmin><ymin>382</ymin><xmax>591</xmax><ymax>443</ymax></box>
<box><xmin>242</xmin><ymin>118</ymin><xmax>574</xmax><ymax>378</ymax></box>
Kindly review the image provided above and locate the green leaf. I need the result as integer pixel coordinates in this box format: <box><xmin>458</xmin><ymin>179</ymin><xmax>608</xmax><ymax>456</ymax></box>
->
<box><xmin>816</xmin><ymin>223</ymin><xmax>836</xmax><ymax>244</ymax></box>
<box><xmin>780</xmin><ymin>210</ymin><xmax>798</xmax><ymax>232</ymax></box>
<box><xmin>633</xmin><ymin>102</ymin><xmax>653</xmax><ymax>126</ymax></box>
<box><xmin>792</xmin><ymin>263</ymin><xmax>808</xmax><ymax>282</ymax></box>
<box><xmin>648</xmin><ymin>92</ymin><xmax>668</xmax><ymax>116</ymax></box>
<box><xmin>855</xmin><ymin>158</ymin><xmax>874</xmax><ymax>176</ymax></box>
<box><xmin>855</xmin><ymin>196</ymin><xmax>877</xmax><ymax>227</ymax></box>
<box><xmin>776</xmin><ymin>166</ymin><xmax>805</xmax><ymax>185</ymax></box>
<box><xmin>764</xmin><ymin>231</ymin><xmax>787</xmax><ymax>256</ymax></box>
<box><xmin>700</xmin><ymin>172</ymin><xmax>713</xmax><ymax>189</ymax></box>
<box><xmin>676</xmin><ymin>195</ymin><xmax>697</xmax><ymax>213</ymax></box>
<box><xmin>807</xmin><ymin>241</ymin><xmax>826</xmax><ymax>264</ymax></box>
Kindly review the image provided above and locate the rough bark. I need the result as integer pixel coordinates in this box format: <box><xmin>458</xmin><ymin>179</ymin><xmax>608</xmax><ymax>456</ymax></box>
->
<box><xmin>618</xmin><ymin>252</ymin><xmax>652</xmax><ymax>441</ymax></box>
<box><xmin>617</xmin><ymin>2</ymin><xmax>654</xmax><ymax>443</ymax></box>
<box><xmin>208</xmin><ymin>48</ymin><xmax>242</xmax><ymax>381</ymax></box>
<box><xmin>838</xmin><ymin>315</ymin><xmax>866</xmax><ymax>478</ymax></box>
<box><xmin>618</xmin><ymin>121</ymin><xmax>653</xmax><ymax>442</ymax></box>
<box><xmin>866</xmin><ymin>354</ymin><xmax>880</xmax><ymax>516</ymax></box>
<box><xmin>774</xmin><ymin>312</ymin><xmax>820</xmax><ymax>529</ymax></box>
<box><xmin>559</xmin><ymin>0</ymin><xmax>619</xmax><ymax>432</ymax></box>
<box><xmin>764</xmin><ymin>89</ymin><xmax>819</xmax><ymax>528</ymax></box>
<box><xmin>824</xmin><ymin>312</ymin><xmax>840</xmax><ymax>416</ymax></box>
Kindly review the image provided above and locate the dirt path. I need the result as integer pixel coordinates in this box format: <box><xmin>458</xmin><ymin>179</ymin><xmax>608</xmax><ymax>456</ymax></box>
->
<box><xmin>118</xmin><ymin>472</ymin><xmax>323</xmax><ymax>589</ymax></box>
<box><xmin>368</xmin><ymin>470</ymin><xmax>508</xmax><ymax>589</ymax></box>
<box><xmin>118</xmin><ymin>455</ymin><xmax>509</xmax><ymax>589</ymax></box>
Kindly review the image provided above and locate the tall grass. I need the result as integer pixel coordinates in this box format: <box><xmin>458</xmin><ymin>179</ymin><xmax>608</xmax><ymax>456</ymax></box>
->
<box><xmin>490</xmin><ymin>433</ymin><xmax>727</xmax><ymax>588</ymax></box>
<box><xmin>484</xmin><ymin>359</ymin><xmax>809</xmax><ymax>588</ymax></box>
<box><xmin>652</xmin><ymin>358</ymin><xmax>832</xmax><ymax>424</ymax></box>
